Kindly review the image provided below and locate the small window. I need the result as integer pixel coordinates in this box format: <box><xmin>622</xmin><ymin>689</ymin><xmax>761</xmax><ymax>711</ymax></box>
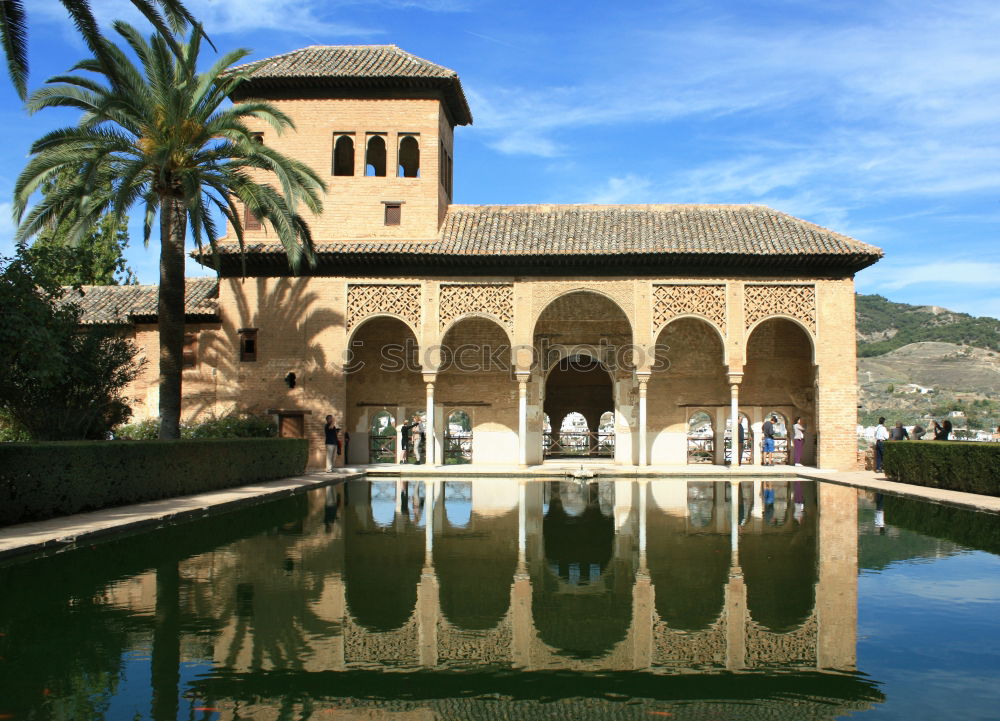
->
<box><xmin>366</xmin><ymin>134</ymin><xmax>387</xmax><ymax>176</ymax></box>
<box><xmin>398</xmin><ymin>135</ymin><xmax>420</xmax><ymax>178</ymax></box>
<box><xmin>239</xmin><ymin>328</ymin><xmax>258</xmax><ymax>362</ymax></box>
<box><xmin>333</xmin><ymin>134</ymin><xmax>355</xmax><ymax>176</ymax></box>
<box><xmin>182</xmin><ymin>332</ymin><xmax>197</xmax><ymax>368</ymax></box>
<box><xmin>384</xmin><ymin>203</ymin><xmax>401</xmax><ymax>226</ymax></box>
<box><xmin>439</xmin><ymin>141</ymin><xmax>453</xmax><ymax>197</ymax></box>
<box><xmin>244</xmin><ymin>204</ymin><xmax>262</xmax><ymax>231</ymax></box>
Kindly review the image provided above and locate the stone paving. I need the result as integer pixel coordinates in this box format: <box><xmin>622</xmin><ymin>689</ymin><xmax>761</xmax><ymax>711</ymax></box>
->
<box><xmin>2</xmin><ymin>463</ymin><xmax>996</xmax><ymax>562</ymax></box>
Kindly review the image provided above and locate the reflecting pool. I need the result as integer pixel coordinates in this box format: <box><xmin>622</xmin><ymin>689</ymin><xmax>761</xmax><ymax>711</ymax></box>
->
<box><xmin>1</xmin><ymin>479</ymin><xmax>998</xmax><ymax>720</ymax></box>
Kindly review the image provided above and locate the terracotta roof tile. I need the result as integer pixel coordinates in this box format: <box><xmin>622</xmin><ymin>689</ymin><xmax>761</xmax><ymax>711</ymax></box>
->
<box><xmin>207</xmin><ymin>205</ymin><xmax>882</xmax><ymax>264</ymax></box>
<box><xmin>230</xmin><ymin>45</ymin><xmax>472</xmax><ymax>125</ymax></box>
<box><xmin>60</xmin><ymin>278</ymin><xmax>218</xmax><ymax>325</ymax></box>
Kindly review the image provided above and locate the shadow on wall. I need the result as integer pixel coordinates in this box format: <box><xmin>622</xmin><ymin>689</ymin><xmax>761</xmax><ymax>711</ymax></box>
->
<box><xmin>195</xmin><ymin>278</ymin><xmax>345</xmax><ymax>452</ymax></box>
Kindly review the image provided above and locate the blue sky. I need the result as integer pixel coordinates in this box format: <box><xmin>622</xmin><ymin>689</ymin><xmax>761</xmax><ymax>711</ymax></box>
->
<box><xmin>2</xmin><ymin>0</ymin><xmax>999</xmax><ymax>318</ymax></box>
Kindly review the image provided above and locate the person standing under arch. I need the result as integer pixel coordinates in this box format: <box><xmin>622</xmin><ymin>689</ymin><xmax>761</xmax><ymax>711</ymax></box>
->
<box><xmin>762</xmin><ymin>415</ymin><xmax>777</xmax><ymax>466</ymax></box>
<box><xmin>792</xmin><ymin>417</ymin><xmax>806</xmax><ymax>466</ymax></box>
<box><xmin>324</xmin><ymin>415</ymin><xmax>341</xmax><ymax>472</ymax></box>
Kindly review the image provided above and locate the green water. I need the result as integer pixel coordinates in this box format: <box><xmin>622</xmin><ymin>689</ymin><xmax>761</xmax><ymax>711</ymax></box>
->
<box><xmin>0</xmin><ymin>478</ymin><xmax>998</xmax><ymax>720</ymax></box>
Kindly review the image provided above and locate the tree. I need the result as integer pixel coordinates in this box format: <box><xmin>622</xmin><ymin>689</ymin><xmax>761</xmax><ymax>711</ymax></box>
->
<box><xmin>22</xmin><ymin>168</ymin><xmax>137</xmax><ymax>287</ymax></box>
<box><xmin>0</xmin><ymin>250</ymin><xmax>143</xmax><ymax>440</ymax></box>
<box><xmin>14</xmin><ymin>23</ymin><xmax>325</xmax><ymax>439</ymax></box>
<box><xmin>0</xmin><ymin>0</ymin><xmax>199</xmax><ymax>100</ymax></box>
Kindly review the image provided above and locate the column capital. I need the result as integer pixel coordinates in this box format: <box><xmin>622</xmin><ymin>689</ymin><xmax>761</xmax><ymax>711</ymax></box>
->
<box><xmin>727</xmin><ymin>372</ymin><xmax>744</xmax><ymax>386</ymax></box>
<box><xmin>515</xmin><ymin>371</ymin><xmax>531</xmax><ymax>384</ymax></box>
<box><xmin>422</xmin><ymin>373</ymin><xmax>437</xmax><ymax>386</ymax></box>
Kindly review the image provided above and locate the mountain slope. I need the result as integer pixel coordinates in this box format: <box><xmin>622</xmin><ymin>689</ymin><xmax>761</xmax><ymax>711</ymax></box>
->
<box><xmin>856</xmin><ymin>294</ymin><xmax>1000</xmax><ymax>356</ymax></box>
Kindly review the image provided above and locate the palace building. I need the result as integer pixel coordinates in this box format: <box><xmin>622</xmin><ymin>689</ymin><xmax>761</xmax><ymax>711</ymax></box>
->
<box><xmin>70</xmin><ymin>45</ymin><xmax>882</xmax><ymax>470</ymax></box>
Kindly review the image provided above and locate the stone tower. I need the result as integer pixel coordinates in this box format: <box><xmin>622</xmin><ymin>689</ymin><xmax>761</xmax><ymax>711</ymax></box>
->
<box><xmin>228</xmin><ymin>45</ymin><xmax>473</xmax><ymax>242</ymax></box>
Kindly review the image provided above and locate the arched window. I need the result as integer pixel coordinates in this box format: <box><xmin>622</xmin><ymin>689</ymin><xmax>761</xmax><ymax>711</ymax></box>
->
<box><xmin>366</xmin><ymin>134</ymin><xmax>386</xmax><ymax>177</ymax></box>
<box><xmin>369</xmin><ymin>410</ymin><xmax>396</xmax><ymax>463</ymax></box>
<box><xmin>398</xmin><ymin>135</ymin><xmax>420</xmax><ymax>177</ymax></box>
<box><xmin>444</xmin><ymin>409</ymin><xmax>472</xmax><ymax>464</ymax></box>
<box><xmin>333</xmin><ymin>134</ymin><xmax>354</xmax><ymax>176</ymax></box>
<box><xmin>687</xmin><ymin>410</ymin><xmax>714</xmax><ymax>464</ymax></box>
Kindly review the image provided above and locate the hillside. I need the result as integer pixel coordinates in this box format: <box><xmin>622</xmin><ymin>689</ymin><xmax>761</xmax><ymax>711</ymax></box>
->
<box><xmin>855</xmin><ymin>295</ymin><xmax>1000</xmax><ymax>430</ymax></box>
<box><xmin>856</xmin><ymin>294</ymin><xmax>1000</xmax><ymax>356</ymax></box>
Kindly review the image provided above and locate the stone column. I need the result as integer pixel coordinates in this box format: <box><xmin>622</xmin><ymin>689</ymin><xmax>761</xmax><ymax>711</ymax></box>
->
<box><xmin>517</xmin><ymin>372</ymin><xmax>530</xmax><ymax>466</ymax></box>
<box><xmin>728</xmin><ymin>373</ymin><xmax>743</xmax><ymax>466</ymax></box>
<box><xmin>725</xmin><ymin>482</ymin><xmax>747</xmax><ymax>670</ymax></box>
<box><xmin>423</xmin><ymin>374</ymin><xmax>436</xmax><ymax>465</ymax></box>
<box><xmin>637</xmin><ymin>372</ymin><xmax>650</xmax><ymax>466</ymax></box>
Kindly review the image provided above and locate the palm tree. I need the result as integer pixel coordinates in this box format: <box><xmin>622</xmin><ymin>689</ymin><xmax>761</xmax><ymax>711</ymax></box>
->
<box><xmin>0</xmin><ymin>0</ymin><xmax>200</xmax><ymax>100</ymax></box>
<box><xmin>14</xmin><ymin>22</ymin><xmax>326</xmax><ymax>438</ymax></box>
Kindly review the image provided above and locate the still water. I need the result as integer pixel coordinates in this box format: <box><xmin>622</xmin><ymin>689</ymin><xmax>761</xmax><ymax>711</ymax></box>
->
<box><xmin>1</xmin><ymin>479</ymin><xmax>998</xmax><ymax>720</ymax></box>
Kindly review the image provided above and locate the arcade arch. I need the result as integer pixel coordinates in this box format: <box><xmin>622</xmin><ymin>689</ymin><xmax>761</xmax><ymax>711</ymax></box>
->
<box><xmin>346</xmin><ymin>316</ymin><xmax>423</xmax><ymax>465</ymax></box>
<box><xmin>742</xmin><ymin>318</ymin><xmax>816</xmax><ymax>466</ymax></box>
<box><xmin>437</xmin><ymin>316</ymin><xmax>515</xmax><ymax>464</ymax></box>
<box><xmin>647</xmin><ymin>317</ymin><xmax>728</xmax><ymax>465</ymax></box>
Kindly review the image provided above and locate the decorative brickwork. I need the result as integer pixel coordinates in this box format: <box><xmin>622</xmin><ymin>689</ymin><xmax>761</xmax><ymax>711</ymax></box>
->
<box><xmin>744</xmin><ymin>284</ymin><xmax>816</xmax><ymax>333</ymax></box>
<box><xmin>346</xmin><ymin>283</ymin><xmax>421</xmax><ymax>331</ymax></box>
<box><xmin>440</xmin><ymin>283</ymin><xmax>514</xmax><ymax>331</ymax></box>
<box><xmin>652</xmin><ymin>284</ymin><xmax>726</xmax><ymax>332</ymax></box>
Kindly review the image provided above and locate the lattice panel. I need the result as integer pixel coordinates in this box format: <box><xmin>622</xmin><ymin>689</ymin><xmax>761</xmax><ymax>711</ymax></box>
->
<box><xmin>744</xmin><ymin>614</ymin><xmax>818</xmax><ymax>668</ymax></box>
<box><xmin>652</xmin><ymin>284</ymin><xmax>726</xmax><ymax>331</ymax></box>
<box><xmin>346</xmin><ymin>284</ymin><xmax>421</xmax><ymax>331</ymax></box>
<box><xmin>439</xmin><ymin>284</ymin><xmax>514</xmax><ymax>330</ymax></box>
<box><xmin>744</xmin><ymin>284</ymin><xmax>816</xmax><ymax>333</ymax></box>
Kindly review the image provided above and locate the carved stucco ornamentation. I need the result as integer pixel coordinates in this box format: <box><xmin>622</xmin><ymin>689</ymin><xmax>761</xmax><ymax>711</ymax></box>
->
<box><xmin>343</xmin><ymin>614</ymin><xmax>420</xmax><ymax>663</ymax></box>
<box><xmin>744</xmin><ymin>284</ymin><xmax>816</xmax><ymax>333</ymax></box>
<box><xmin>652</xmin><ymin>284</ymin><xmax>726</xmax><ymax>332</ymax></box>
<box><xmin>437</xmin><ymin>615</ymin><xmax>513</xmax><ymax>664</ymax></box>
<box><xmin>439</xmin><ymin>283</ymin><xmax>514</xmax><ymax>331</ymax></box>
<box><xmin>531</xmin><ymin>282</ymin><xmax>634</xmax><ymax>323</ymax></box>
<box><xmin>652</xmin><ymin>619</ymin><xmax>728</xmax><ymax>668</ymax></box>
<box><xmin>744</xmin><ymin>614</ymin><xmax>818</xmax><ymax>668</ymax></box>
<box><xmin>346</xmin><ymin>283</ymin><xmax>421</xmax><ymax>331</ymax></box>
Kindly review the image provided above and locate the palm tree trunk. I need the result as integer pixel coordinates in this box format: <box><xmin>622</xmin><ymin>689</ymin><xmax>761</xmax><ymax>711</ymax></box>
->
<box><xmin>157</xmin><ymin>195</ymin><xmax>186</xmax><ymax>439</ymax></box>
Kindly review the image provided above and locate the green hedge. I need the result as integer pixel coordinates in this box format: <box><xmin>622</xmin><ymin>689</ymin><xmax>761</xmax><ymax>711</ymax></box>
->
<box><xmin>0</xmin><ymin>437</ymin><xmax>308</xmax><ymax>527</ymax></box>
<box><xmin>883</xmin><ymin>441</ymin><xmax>1000</xmax><ymax>496</ymax></box>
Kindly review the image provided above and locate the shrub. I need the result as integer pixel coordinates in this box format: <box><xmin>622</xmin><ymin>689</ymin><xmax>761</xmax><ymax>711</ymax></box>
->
<box><xmin>112</xmin><ymin>418</ymin><xmax>159</xmax><ymax>440</ymax></box>
<box><xmin>114</xmin><ymin>413</ymin><xmax>276</xmax><ymax>440</ymax></box>
<box><xmin>0</xmin><ymin>437</ymin><xmax>308</xmax><ymax>526</ymax></box>
<box><xmin>181</xmin><ymin>413</ymin><xmax>276</xmax><ymax>439</ymax></box>
<box><xmin>882</xmin><ymin>441</ymin><xmax>1000</xmax><ymax>496</ymax></box>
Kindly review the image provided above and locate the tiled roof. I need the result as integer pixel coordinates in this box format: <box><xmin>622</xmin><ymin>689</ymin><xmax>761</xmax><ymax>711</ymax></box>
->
<box><xmin>59</xmin><ymin>278</ymin><xmax>218</xmax><ymax>324</ymax></box>
<box><xmin>202</xmin><ymin>205</ymin><xmax>882</xmax><ymax>275</ymax></box>
<box><xmin>230</xmin><ymin>45</ymin><xmax>473</xmax><ymax>125</ymax></box>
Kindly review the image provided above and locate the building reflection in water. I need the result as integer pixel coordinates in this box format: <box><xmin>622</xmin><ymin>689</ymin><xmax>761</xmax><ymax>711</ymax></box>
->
<box><xmin>0</xmin><ymin>479</ymin><xmax>873</xmax><ymax>720</ymax></box>
<box><xmin>170</xmin><ymin>478</ymin><xmax>855</xmax><ymax>674</ymax></box>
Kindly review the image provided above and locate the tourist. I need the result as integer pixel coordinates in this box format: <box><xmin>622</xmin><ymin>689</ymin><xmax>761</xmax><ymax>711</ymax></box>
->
<box><xmin>912</xmin><ymin>423</ymin><xmax>926</xmax><ymax>440</ymax></box>
<box><xmin>410</xmin><ymin>415</ymin><xmax>424</xmax><ymax>464</ymax></box>
<box><xmin>874</xmin><ymin>417</ymin><xmax>889</xmax><ymax>472</ymax></box>
<box><xmin>931</xmin><ymin>420</ymin><xmax>943</xmax><ymax>439</ymax></box>
<box><xmin>762</xmin><ymin>415</ymin><xmax>776</xmax><ymax>466</ymax></box>
<box><xmin>324</xmin><ymin>415</ymin><xmax>341</xmax><ymax>472</ymax></box>
<box><xmin>941</xmin><ymin>419</ymin><xmax>953</xmax><ymax>440</ymax></box>
<box><xmin>737</xmin><ymin>419</ymin><xmax>745</xmax><ymax>464</ymax></box>
<box><xmin>400</xmin><ymin>418</ymin><xmax>413</xmax><ymax>463</ymax></box>
<box><xmin>792</xmin><ymin>417</ymin><xmax>806</xmax><ymax>466</ymax></box>
<box><xmin>889</xmin><ymin>421</ymin><xmax>909</xmax><ymax>441</ymax></box>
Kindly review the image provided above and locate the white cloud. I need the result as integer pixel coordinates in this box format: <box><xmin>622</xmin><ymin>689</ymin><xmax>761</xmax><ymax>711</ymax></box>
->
<box><xmin>874</xmin><ymin>261</ymin><xmax>1000</xmax><ymax>291</ymax></box>
<box><xmin>584</xmin><ymin>174</ymin><xmax>654</xmax><ymax>204</ymax></box>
